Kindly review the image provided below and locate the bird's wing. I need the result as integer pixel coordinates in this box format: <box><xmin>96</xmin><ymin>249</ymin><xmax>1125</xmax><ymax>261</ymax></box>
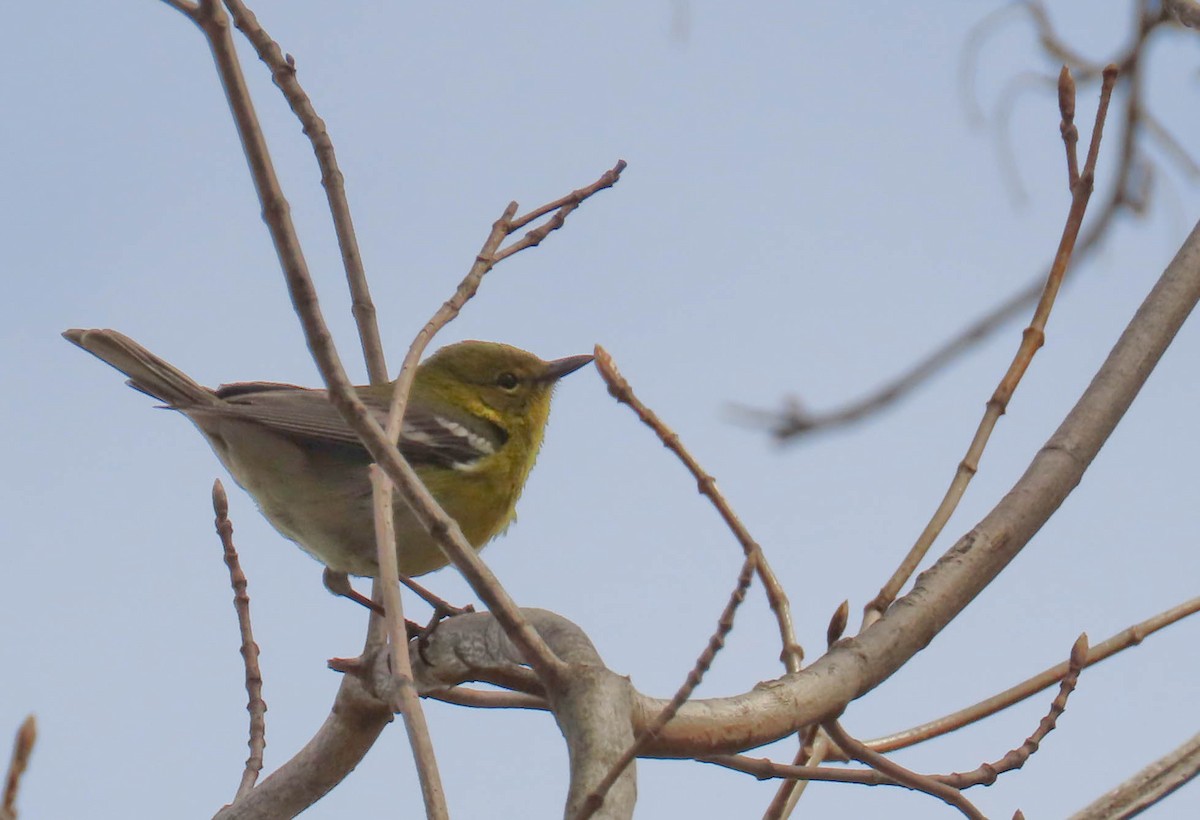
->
<box><xmin>196</xmin><ymin>383</ymin><xmax>506</xmax><ymax>469</ymax></box>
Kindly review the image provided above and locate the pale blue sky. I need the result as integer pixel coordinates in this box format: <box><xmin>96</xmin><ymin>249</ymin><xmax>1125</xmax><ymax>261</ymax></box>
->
<box><xmin>3</xmin><ymin>2</ymin><xmax>1198</xmax><ymax>818</ymax></box>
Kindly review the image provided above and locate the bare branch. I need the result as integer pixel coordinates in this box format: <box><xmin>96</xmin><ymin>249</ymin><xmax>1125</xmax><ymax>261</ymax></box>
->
<box><xmin>426</xmin><ymin>688</ymin><xmax>549</xmax><ymax>711</ymax></box>
<box><xmin>1070</xmin><ymin>730</ymin><xmax>1200</xmax><ymax>818</ymax></box>
<box><xmin>182</xmin><ymin>0</ymin><xmax>570</xmax><ymax>689</ymax></box>
<box><xmin>824</xmin><ymin>720</ymin><xmax>985</xmax><ymax>819</ymax></box>
<box><xmin>939</xmin><ymin>634</ymin><xmax>1087</xmax><ymax>789</ymax></box>
<box><xmin>368</xmin><ymin>467</ymin><xmax>447</xmax><ymax>819</ymax></box>
<box><xmin>745</xmin><ymin>1</ymin><xmax>1183</xmax><ymax>442</ymax></box>
<box><xmin>212</xmin><ymin>481</ymin><xmax>266</xmax><ymax>801</ymax></box>
<box><xmin>636</xmin><ymin>217</ymin><xmax>1200</xmax><ymax>757</ymax></box>
<box><xmin>595</xmin><ymin>346</ymin><xmax>803</xmax><ymax>672</ymax></box>
<box><xmin>863</xmin><ymin>66</ymin><xmax>1118</xmax><ymax>626</ymax></box>
<box><xmin>867</xmin><ymin>595</ymin><xmax>1200</xmax><ymax>753</ymax></box>
<box><xmin>1</xmin><ymin>716</ymin><xmax>36</xmax><ymax>820</ymax></box>
<box><xmin>580</xmin><ymin>556</ymin><xmax>756</xmax><ymax>817</ymax></box>
<box><xmin>221</xmin><ymin>0</ymin><xmax>387</xmax><ymax>384</ymax></box>
<box><xmin>213</xmin><ymin>664</ymin><xmax>393</xmax><ymax>820</ymax></box>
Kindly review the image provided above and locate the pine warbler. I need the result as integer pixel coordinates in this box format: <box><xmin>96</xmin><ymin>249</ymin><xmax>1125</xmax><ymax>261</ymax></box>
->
<box><xmin>64</xmin><ymin>329</ymin><xmax>591</xmax><ymax>578</ymax></box>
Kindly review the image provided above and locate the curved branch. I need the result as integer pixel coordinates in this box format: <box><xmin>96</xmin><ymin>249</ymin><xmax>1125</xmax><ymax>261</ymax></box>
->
<box><xmin>637</xmin><ymin>217</ymin><xmax>1200</xmax><ymax>756</ymax></box>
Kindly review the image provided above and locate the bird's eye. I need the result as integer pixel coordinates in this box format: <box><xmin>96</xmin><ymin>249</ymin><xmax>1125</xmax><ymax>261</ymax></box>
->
<box><xmin>496</xmin><ymin>372</ymin><xmax>519</xmax><ymax>390</ymax></box>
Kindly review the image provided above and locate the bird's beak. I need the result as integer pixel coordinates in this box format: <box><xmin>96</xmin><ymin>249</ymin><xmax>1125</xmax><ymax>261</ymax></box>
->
<box><xmin>541</xmin><ymin>354</ymin><xmax>594</xmax><ymax>382</ymax></box>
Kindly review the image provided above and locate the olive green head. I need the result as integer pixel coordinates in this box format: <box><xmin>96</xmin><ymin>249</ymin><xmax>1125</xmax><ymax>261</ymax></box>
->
<box><xmin>415</xmin><ymin>340</ymin><xmax>592</xmax><ymax>433</ymax></box>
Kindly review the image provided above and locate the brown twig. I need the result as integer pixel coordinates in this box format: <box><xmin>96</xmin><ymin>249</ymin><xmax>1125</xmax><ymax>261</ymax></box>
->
<box><xmin>862</xmin><ymin>65</ymin><xmax>1119</xmax><ymax>627</ymax></box>
<box><xmin>383</xmin><ymin>159</ymin><xmax>625</xmax><ymax>452</ymax></box>
<box><xmin>579</xmin><ymin>556</ymin><xmax>757</xmax><ymax>818</ymax></box>
<box><xmin>938</xmin><ymin>634</ymin><xmax>1087</xmax><ymax>789</ymax></box>
<box><xmin>702</xmin><ymin>753</ymin><xmax>891</xmax><ymax>787</ymax></box>
<box><xmin>426</xmin><ymin>688</ymin><xmax>549</xmax><ymax>711</ymax></box>
<box><xmin>368</xmin><ymin>467</ymin><xmax>447</xmax><ymax>818</ymax></box>
<box><xmin>762</xmin><ymin>600</ymin><xmax>850</xmax><ymax>815</ymax></box>
<box><xmin>495</xmin><ymin>163</ymin><xmax>625</xmax><ymax>262</ymax></box>
<box><xmin>866</xmin><ymin>594</ymin><xmax>1200</xmax><ymax>753</ymax></box>
<box><xmin>1</xmin><ymin>716</ymin><xmax>36</xmax><ymax>820</ymax></box>
<box><xmin>212</xmin><ymin>481</ymin><xmax>266</xmax><ymax>800</ymax></box>
<box><xmin>221</xmin><ymin>0</ymin><xmax>387</xmax><ymax>384</ymax></box>
<box><xmin>594</xmin><ymin>346</ymin><xmax>804</xmax><ymax>673</ymax></box>
<box><xmin>823</xmin><ymin>720</ymin><xmax>986</xmax><ymax>819</ymax></box>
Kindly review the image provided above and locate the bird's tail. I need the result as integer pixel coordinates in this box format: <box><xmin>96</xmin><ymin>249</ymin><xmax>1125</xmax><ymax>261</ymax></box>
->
<box><xmin>63</xmin><ymin>328</ymin><xmax>216</xmax><ymax>407</ymax></box>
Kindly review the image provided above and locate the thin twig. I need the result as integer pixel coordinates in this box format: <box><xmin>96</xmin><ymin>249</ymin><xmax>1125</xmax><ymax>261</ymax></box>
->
<box><xmin>220</xmin><ymin>0</ymin><xmax>387</xmax><ymax>384</ymax></box>
<box><xmin>495</xmin><ymin>162</ymin><xmax>625</xmax><ymax>262</ymax></box>
<box><xmin>212</xmin><ymin>481</ymin><xmax>266</xmax><ymax>800</ymax></box>
<box><xmin>863</xmin><ymin>65</ymin><xmax>1119</xmax><ymax>626</ymax></box>
<box><xmin>866</xmin><ymin>595</ymin><xmax>1200</xmax><ymax>753</ymax></box>
<box><xmin>594</xmin><ymin>346</ymin><xmax>804</xmax><ymax>672</ymax></box>
<box><xmin>384</xmin><ymin>159</ymin><xmax>625</xmax><ymax>451</ymax></box>
<box><xmin>824</xmin><ymin>720</ymin><xmax>986</xmax><ymax>820</ymax></box>
<box><xmin>369</xmin><ymin>468</ymin><xmax>447</xmax><ymax>819</ymax></box>
<box><xmin>703</xmin><ymin>753</ymin><xmax>891</xmax><ymax>787</ymax></box>
<box><xmin>578</xmin><ymin>556</ymin><xmax>756</xmax><ymax>818</ymax></box>
<box><xmin>760</xmin><ymin>601</ymin><xmax>848</xmax><ymax>815</ymax></box>
<box><xmin>761</xmin><ymin>734</ymin><xmax>829</xmax><ymax>819</ymax></box>
<box><xmin>938</xmin><ymin>634</ymin><xmax>1087</xmax><ymax>789</ymax></box>
<box><xmin>1</xmin><ymin>716</ymin><xmax>36</xmax><ymax>820</ymax></box>
<box><xmin>426</xmin><ymin>688</ymin><xmax>549</xmax><ymax>711</ymax></box>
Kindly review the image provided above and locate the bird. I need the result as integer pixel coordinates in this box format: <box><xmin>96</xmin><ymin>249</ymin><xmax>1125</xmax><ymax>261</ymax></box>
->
<box><xmin>64</xmin><ymin>328</ymin><xmax>592</xmax><ymax>589</ymax></box>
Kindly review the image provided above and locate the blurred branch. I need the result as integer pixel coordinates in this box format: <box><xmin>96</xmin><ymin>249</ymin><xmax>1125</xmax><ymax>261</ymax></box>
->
<box><xmin>738</xmin><ymin>0</ymin><xmax>1194</xmax><ymax>442</ymax></box>
<box><xmin>1</xmin><ymin>716</ymin><xmax>36</xmax><ymax>820</ymax></box>
<box><xmin>211</xmin><ymin>481</ymin><xmax>266</xmax><ymax>801</ymax></box>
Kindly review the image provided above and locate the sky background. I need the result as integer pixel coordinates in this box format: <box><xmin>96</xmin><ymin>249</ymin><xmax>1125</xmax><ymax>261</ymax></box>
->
<box><xmin>3</xmin><ymin>2</ymin><xmax>1199</xmax><ymax>818</ymax></box>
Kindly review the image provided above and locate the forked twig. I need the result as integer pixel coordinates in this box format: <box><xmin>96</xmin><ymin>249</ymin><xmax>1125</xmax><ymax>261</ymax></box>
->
<box><xmin>823</xmin><ymin>720</ymin><xmax>985</xmax><ymax>819</ymax></box>
<box><xmin>863</xmin><ymin>65</ymin><xmax>1119</xmax><ymax>626</ymax></box>
<box><xmin>212</xmin><ymin>481</ymin><xmax>266</xmax><ymax>800</ymax></box>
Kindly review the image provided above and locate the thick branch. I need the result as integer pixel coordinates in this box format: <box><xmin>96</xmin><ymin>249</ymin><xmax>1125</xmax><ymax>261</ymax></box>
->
<box><xmin>636</xmin><ymin>217</ymin><xmax>1200</xmax><ymax>756</ymax></box>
